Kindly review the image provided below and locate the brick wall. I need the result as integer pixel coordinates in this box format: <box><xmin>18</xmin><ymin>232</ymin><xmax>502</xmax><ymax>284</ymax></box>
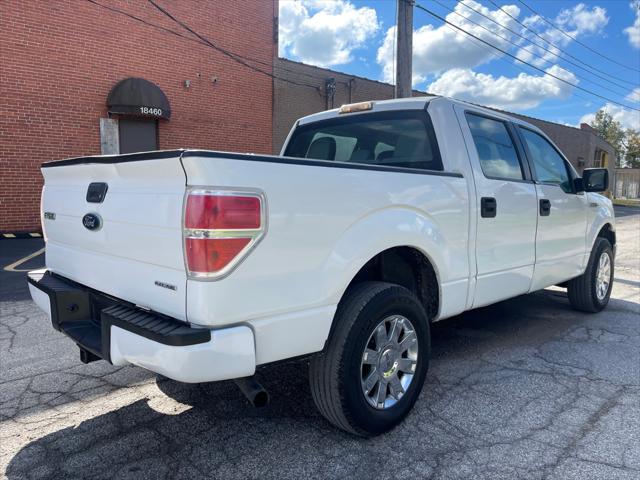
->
<box><xmin>1</xmin><ymin>0</ymin><xmax>275</xmax><ymax>231</ymax></box>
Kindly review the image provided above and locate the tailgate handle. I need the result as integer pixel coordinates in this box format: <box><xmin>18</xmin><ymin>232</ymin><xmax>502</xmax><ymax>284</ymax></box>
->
<box><xmin>86</xmin><ymin>183</ymin><xmax>108</xmax><ymax>203</ymax></box>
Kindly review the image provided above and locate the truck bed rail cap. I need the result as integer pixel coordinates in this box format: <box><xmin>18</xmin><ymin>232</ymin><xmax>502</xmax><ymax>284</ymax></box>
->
<box><xmin>41</xmin><ymin>149</ymin><xmax>186</xmax><ymax>168</ymax></box>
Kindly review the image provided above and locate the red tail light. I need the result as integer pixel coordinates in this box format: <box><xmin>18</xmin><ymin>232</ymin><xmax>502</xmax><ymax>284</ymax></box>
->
<box><xmin>184</xmin><ymin>189</ymin><xmax>265</xmax><ymax>279</ymax></box>
<box><xmin>185</xmin><ymin>195</ymin><xmax>261</xmax><ymax>230</ymax></box>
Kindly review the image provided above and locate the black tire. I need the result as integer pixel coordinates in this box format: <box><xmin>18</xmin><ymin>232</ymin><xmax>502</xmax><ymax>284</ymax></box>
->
<box><xmin>309</xmin><ymin>281</ymin><xmax>430</xmax><ymax>437</ymax></box>
<box><xmin>567</xmin><ymin>237</ymin><xmax>614</xmax><ymax>313</ymax></box>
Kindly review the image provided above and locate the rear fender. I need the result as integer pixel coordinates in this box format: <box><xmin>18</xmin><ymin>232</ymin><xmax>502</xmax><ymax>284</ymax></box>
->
<box><xmin>318</xmin><ymin>207</ymin><xmax>447</xmax><ymax>311</ymax></box>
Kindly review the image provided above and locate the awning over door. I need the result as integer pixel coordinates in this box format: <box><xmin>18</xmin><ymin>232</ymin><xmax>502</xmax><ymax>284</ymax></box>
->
<box><xmin>107</xmin><ymin>77</ymin><xmax>171</xmax><ymax>119</ymax></box>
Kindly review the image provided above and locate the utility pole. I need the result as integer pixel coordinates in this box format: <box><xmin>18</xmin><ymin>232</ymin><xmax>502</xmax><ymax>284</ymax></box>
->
<box><xmin>395</xmin><ymin>0</ymin><xmax>414</xmax><ymax>98</ymax></box>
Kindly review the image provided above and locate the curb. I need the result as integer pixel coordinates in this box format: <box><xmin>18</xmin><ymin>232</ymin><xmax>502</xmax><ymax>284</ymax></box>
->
<box><xmin>1</xmin><ymin>232</ymin><xmax>43</xmax><ymax>239</ymax></box>
<box><xmin>613</xmin><ymin>201</ymin><xmax>640</xmax><ymax>209</ymax></box>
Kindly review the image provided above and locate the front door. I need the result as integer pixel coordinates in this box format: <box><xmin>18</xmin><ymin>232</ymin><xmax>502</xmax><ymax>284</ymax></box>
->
<box><xmin>456</xmin><ymin>108</ymin><xmax>538</xmax><ymax>308</ymax></box>
<box><xmin>517</xmin><ymin>127</ymin><xmax>588</xmax><ymax>290</ymax></box>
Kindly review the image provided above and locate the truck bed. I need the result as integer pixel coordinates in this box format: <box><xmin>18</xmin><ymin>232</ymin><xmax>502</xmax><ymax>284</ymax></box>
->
<box><xmin>41</xmin><ymin>147</ymin><xmax>470</xmax><ymax>364</ymax></box>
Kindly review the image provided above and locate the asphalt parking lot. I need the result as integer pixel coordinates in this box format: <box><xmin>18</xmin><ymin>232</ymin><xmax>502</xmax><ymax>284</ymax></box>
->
<box><xmin>1</xmin><ymin>206</ymin><xmax>638</xmax><ymax>480</ymax></box>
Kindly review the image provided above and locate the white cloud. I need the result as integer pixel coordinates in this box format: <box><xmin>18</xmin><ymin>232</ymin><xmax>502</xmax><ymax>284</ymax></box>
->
<box><xmin>517</xmin><ymin>4</ymin><xmax>609</xmax><ymax>67</ymax></box>
<box><xmin>579</xmin><ymin>88</ymin><xmax>640</xmax><ymax>131</ymax></box>
<box><xmin>279</xmin><ymin>0</ymin><xmax>379</xmax><ymax>67</ymax></box>
<box><xmin>580</xmin><ymin>104</ymin><xmax>640</xmax><ymax>131</ymax></box>
<box><xmin>427</xmin><ymin>66</ymin><xmax>578</xmax><ymax>110</ymax></box>
<box><xmin>556</xmin><ymin>3</ymin><xmax>609</xmax><ymax>36</ymax></box>
<box><xmin>627</xmin><ymin>88</ymin><xmax>640</xmax><ymax>103</ymax></box>
<box><xmin>376</xmin><ymin>0</ymin><xmax>522</xmax><ymax>84</ymax></box>
<box><xmin>624</xmin><ymin>1</ymin><xmax>640</xmax><ymax>48</ymax></box>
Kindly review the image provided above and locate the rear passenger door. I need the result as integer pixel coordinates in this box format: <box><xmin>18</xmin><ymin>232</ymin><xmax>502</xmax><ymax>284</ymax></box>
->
<box><xmin>517</xmin><ymin>127</ymin><xmax>588</xmax><ymax>290</ymax></box>
<box><xmin>457</xmin><ymin>109</ymin><xmax>538</xmax><ymax>308</ymax></box>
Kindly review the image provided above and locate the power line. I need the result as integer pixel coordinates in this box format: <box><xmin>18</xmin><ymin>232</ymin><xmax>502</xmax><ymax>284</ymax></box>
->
<box><xmin>146</xmin><ymin>0</ymin><xmax>364</xmax><ymax>90</ymax></box>
<box><xmin>430</xmin><ymin>8</ymin><xmax>598</xmax><ymax>107</ymax></box>
<box><xmin>456</xmin><ymin>0</ymin><xmax>637</xmax><ymax>92</ymax></box>
<box><xmin>84</xmin><ymin>0</ymin><xmax>322</xmax><ymax>92</ymax></box>
<box><xmin>144</xmin><ymin>0</ymin><xmax>362</xmax><ymax>89</ymax></box>
<box><xmin>431</xmin><ymin>0</ymin><xmax>631</xmax><ymax>98</ymax></box>
<box><xmin>146</xmin><ymin>0</ymin><xmax>325</xmax><ymax>91</ymax></box>
<box><xmin>146</xmin><ymin>0</ymin><xmax>277</xmax><ymax>76</ymax></box>
<box><xmin>414</xmin><ymin>2</ymin><xmax>640</xmax><ymax>111</ymax></box>
<box><xmin>484</xmin><ymin>0</ymin><xmax>637</xmax><ymax>88</ymax></box>
<box><xmin>86</xmin><ymin>0</ymin><xmax>363</xmax><ymax>90</ymax></box>
<box><xmin>516</xmin><ymin>0</ymin><xmax>640</xmax><ymax>73</ymax></box>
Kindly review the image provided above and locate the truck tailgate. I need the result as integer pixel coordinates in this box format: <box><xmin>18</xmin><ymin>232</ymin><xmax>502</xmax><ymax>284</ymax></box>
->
<box><xmin>41</xmin><ymin>152</ymin><xmax>187</xmax><ymax>320</ymax></box>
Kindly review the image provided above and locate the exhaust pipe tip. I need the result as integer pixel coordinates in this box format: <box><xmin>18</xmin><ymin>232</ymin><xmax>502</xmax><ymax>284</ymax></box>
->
<box><xmin>252</xmin><ymin>390</ymin><xmax>269</xmax><ymax>408</ymax></box>
<box><xmin>234</xmin><ymin>376</ymin><xmax>270</xmax><ymax>408</ymax></box>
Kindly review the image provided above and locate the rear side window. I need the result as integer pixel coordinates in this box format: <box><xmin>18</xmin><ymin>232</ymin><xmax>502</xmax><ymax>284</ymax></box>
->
<box><xmin>284</xmin><ymin>111</ymin><xmax>443</xmax><ymax>171</ymax></box>
<box><xmin>465</xmin><ymin>113</ymin><xmax>524</xmax><ymax>181</ymax></box>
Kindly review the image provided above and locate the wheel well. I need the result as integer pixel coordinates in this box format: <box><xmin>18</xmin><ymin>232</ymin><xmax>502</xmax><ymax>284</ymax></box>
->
<box><xmin>597</xmin><ymin>223</ymin><xmax>615</xmax><ymax>247</ymax></box>
<box><xmin>346</xmin><ymin>246</ymin><xmax>439</xmax><ymax>321</ymax></box>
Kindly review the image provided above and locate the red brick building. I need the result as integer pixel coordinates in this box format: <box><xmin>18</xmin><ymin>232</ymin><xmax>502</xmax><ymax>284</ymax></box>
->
<box><xmin>1</xmin><ymin>0</ymin><xmax>276</xmax><ymax>232</ymax></box>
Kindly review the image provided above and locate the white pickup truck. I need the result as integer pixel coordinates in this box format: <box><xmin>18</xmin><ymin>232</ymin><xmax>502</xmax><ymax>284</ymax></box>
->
<box><xmin>29</xmin><ymin>97</ymin><xmax>615</xmax><ymax>436</ymax></box>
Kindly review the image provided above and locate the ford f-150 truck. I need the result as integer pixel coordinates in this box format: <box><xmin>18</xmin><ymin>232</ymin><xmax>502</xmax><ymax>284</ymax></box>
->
<box><xmin>28</xmin><ymin>97</ymin><xmax>615</xmax><ymax>436</ymax></box>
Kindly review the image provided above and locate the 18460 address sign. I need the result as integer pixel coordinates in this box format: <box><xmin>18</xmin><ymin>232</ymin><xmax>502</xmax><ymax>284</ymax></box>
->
<box><xmin>140</xmin><ymin>106</ymin><xmax>163</xmax><ymax>117</ymax></box>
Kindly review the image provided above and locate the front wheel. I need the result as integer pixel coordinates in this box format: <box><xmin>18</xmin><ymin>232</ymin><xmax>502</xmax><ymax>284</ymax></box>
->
<box><xmin>567</xmin><ymin>237</ymin><xmax>614</xmax><ymax>312</ymax></box>
<box><xmin>309</xmin><ymin>282</ymin><xmax>430</xmax><ymax>437</ymax></box>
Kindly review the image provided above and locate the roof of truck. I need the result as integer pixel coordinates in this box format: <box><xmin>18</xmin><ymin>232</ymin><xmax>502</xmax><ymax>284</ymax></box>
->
<box><xmin>297</xmin><ymin>96</ymin><xmax>436</xmax><ymax>125</ymax></box>
<box><xmin>296</xmin><ymin>96</ymin><xmax>548</xmax><ymax>137</ymax></box>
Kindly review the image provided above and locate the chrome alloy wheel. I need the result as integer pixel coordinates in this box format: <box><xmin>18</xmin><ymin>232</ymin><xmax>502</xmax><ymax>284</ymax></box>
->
<box><xmin>596</xmin><ymin>251</ymin><xmax>612</xmax><ymax>301</ymax></box>
<box><xmin>360</xmin><ymin>315</ymin><xmax>418</xmax><ymax>410</ymax></box>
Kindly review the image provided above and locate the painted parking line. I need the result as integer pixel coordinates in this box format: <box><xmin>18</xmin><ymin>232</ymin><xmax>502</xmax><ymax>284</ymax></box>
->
<box><xmin>1</xmin><ymin>232</ymin><xmax>42</xmax><ymax>239</ymax></box>
<box><xmin>3</xmin><ymin>247</ymin><xmax>45</xmax><ymax>272</ymax></box>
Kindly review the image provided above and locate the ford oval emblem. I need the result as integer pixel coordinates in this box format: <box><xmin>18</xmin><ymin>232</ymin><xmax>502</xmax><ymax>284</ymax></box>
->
<box><xmin>82</xmin><ymin>213</ymin><xmax>102</xmax><ymax>231</ymax></box>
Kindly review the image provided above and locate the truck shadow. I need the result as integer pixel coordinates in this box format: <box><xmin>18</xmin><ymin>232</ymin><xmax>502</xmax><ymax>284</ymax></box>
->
<box><xmin>5</xmin><ymin>291</ymin><xmax>638</xmax><ymax>479</ymax></box>
<box><xmin>5</xmin><ymin>362</ymin><xmax>327</xmax><ymax>479</ymax></box>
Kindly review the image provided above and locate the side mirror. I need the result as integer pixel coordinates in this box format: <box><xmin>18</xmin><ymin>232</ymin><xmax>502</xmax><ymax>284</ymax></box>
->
<box><xmin>581</xmin><ymin>168</ymin><xmax>608</xmax><ymax>193</ymax></box>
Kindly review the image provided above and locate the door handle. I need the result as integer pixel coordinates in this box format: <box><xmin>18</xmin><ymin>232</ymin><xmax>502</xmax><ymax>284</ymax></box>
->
<box><xmin>539</xmin><ymin>199</ymin><xmax>551</xmax><ymax>216</ymax></box>
<box><xmin>480</xmin><ymin>197</ymin><xmax>497</xmax><ymax>218</ymax></box>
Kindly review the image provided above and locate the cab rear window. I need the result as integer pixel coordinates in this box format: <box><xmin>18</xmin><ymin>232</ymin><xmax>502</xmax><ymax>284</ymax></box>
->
<box><xmin>284</xmin><ymin>111</ymin><xmax>443</xmax><ymax>172</ymax></box>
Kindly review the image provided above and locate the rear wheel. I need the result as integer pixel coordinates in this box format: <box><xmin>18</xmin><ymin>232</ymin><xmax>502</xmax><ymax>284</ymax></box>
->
<box><xmin>567</xmin><ymin>237</ymin><xmax>614</xmax><ymax>312</ymax></box>
<box><xmin>309</xmin><ymin>282</ymin><xmax>430</xmax><ymax>436</ymax></box>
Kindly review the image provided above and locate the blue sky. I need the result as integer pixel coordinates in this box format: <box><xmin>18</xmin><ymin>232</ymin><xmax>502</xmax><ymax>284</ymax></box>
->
<box><xmin>279</xmin><ymin>0</ymin><xmax>640</xmax><ymax>129</ymax></box>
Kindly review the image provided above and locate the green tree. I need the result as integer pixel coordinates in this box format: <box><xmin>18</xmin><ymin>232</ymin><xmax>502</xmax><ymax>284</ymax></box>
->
<box><xmin>624</xmin><ymin>129</ymin><xmax>640</xmax><ymax>168</ymax></box>
<box><xmin>589</xmin><ymin>110</ymin><xmax>626</xmax><ymax>166</ymax></box>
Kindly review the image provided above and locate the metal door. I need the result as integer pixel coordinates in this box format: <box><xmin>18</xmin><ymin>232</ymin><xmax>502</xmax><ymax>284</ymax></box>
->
<box><xmin>119</xmin><ymin>118</ymin><xmax>158</xmax><ymax>153</ymax></box>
